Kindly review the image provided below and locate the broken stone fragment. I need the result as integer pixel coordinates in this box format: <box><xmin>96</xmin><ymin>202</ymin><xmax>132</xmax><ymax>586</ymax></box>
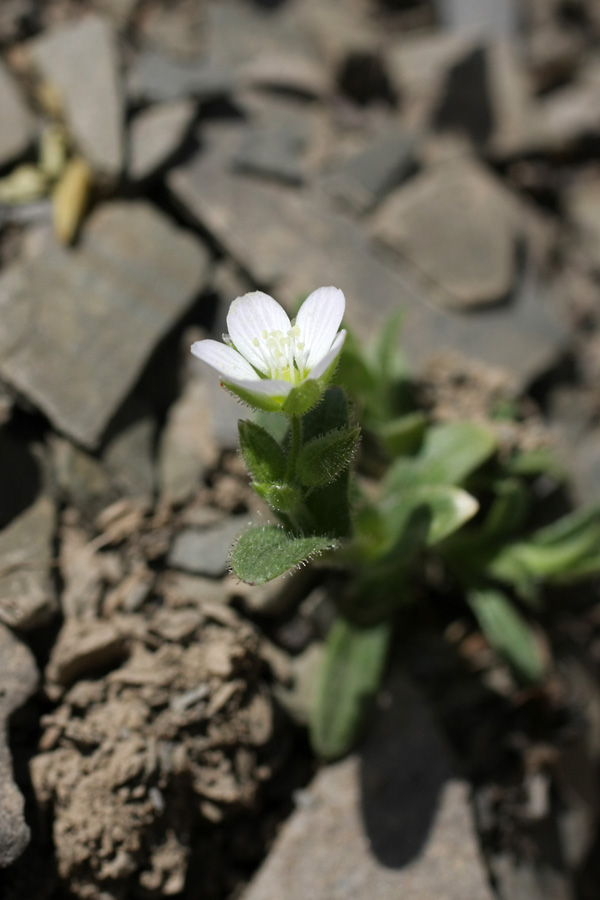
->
<box><xmin>128</xmin><ymin>99</ymin><xmax>196</xmax><ymax>182</ymax></box>
<box><xmin>168</xmin><ymin>516</ymin><xmax>248</xmax><ymax>578</ymax></box>
<box><xmin>0</xmin><ymin>58</ymin><xmax>34</xmax><ymax>168</ymax></box>
<box><xmin>158</xmin><ymin>372</ymin><xmax>218</xmax><ymax>505</ymax></box>
<box><xmin>371</xmin><ymin>158</ymin><xmax>517</xmax><ymax>309</ymax></box>
<box><xmin>241</xmin><ymin>670</ymin><xmax>494</xmax><ymax>900</ymax></box>
<box><xmin>29</xmin><ymin>14</ymin><xmax>124</xmax><ymax>178</ymax></box>
<box><xmin>0</xmin><ymin>201</ymin><xmax>210</xmax><ymax>448</ymax></box>
<box><xmin>45</xmin><ymin>618</ymin><xmax>126</xmax><ymax>687</ymax></box>
<box><xmin>0</xmin><ymin>622</ymin><xmax>38</xmax><ymax>867</ymax></box>
<box><xmin>319</xmin><ymin>125</ymin><xmax>417</xmax><ymax>214</ymax></box>
<box><xmin>0</xmin><ymin>495</ymin><xmax>56</xmax><ymax>631</ymax></box>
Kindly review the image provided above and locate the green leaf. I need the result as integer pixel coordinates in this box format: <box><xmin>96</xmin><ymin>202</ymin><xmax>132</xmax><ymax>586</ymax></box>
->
<box><xmin>468</xmin><ymin>589</ymin><xmax>545</xmax><ymax>683</ymax></box>
<box><xmin>229</xmin><ymin>525</ymin><xmax>338</xmax><ymax>584</ymax></box>
<box><xmin>310</xmin><ymin>617</ymin><xmax>392</xmax><ymax>759</ymax></box>
<box><xmin>369</xmin><ymin>310</ymin><xmax>406</xmax><ymax>382</ymax></box>
<box><xmin>238</xmin><ymin>420</ymin><xmax>286</xmax><ymax>483</ymax></box>
<box><xmin>297</xmin><ymin>426</ymin><xmax>360</xmax><ymax>488</ymax></box>
<box><xmin>252</xmin><ymin>409</ymin><xmax>289</xmax><ymax>444</ymax></box>
<box><xmin>506</xmin><ymin>448</ymin><xmax>564</xmax><ymax>481</ymax></box>
<box><xmin>483</xmin><ymin>477</ymin><xmax>530</xmax><ymax>538</ymax></box>
<box><xmin>222</xmin><ymin>379</ymin><xmax>287</xmax><ymax>413</ymax></box>
<box><xmin>303</xmin><ymin>386</ymin><xmax>348</xmax><ymax>440</ymax></box>
<box><xmin>488</xmin><ymin>506</ymin><xmax>600</xmax><ymax>591</ymax></box>
<box><xmin>384</xmin><ymin>421</ymin><xmax>497</xmax><ymax>492</ymax></box>
<box><xmin>252</xmin><ymin>482</ymin><xmax>303</xmax><ymax>513</ymax></box>
<box><xmin>376</xmin><ymin>411</ymin><xmax>427</xmax><ymax>457</ymax></box>
<box><xmin>378</xmin><ymin>485</ymin><xmax>479</xmax><ymax>558</ymax></box>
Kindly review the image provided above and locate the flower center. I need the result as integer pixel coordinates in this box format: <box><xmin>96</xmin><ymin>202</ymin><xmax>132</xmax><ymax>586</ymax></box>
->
<box><xmin>252</xmin><ymin>324</ymin><xmax>307</xmax><ymax>383</ymax></box>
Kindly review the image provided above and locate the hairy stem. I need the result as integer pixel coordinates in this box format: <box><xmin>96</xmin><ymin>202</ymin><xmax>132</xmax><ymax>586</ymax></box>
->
<box><xmin>285</xmin><ymin>415</ymin><xmax>302</xmax><ymax>482</ymax></box>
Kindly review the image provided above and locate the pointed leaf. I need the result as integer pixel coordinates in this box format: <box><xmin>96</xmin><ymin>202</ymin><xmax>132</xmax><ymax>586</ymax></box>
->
<box><xmin>297</xmin><ymin>426</ymin><xmax>360</xmax><ymax>488</ymax></box>
<box><xmin>468</xmin><ymin>589</ymin><xmax>545</xmax><ymax>683</ymax></box>
<box><xmin>238</xmin><ymin>420</ymin><xmax>286</xmax><ymax>483</ymax></box>
<box><xmin>229</xmin><ymin>525</ymin><xmax>338</xmax><ymax>584</ymax></box>
<box><xmin>310</xmin><ymin>617</ymin><xmax>392</xmax><ymax>760</ymax></box>
<box><xmin>384</xmin><ymin>421</ymin><xmax>497</xmax><ymax>491</ymax></box>
<box><xmin>378</xmin><ymin>485</ymin><xmax>479</xmax><ymax>559</ymax></box>
<box><xmin>303</xmin><ymin>386</ymin><xmax>348</xmax><ymax>440</ymax></box>
<box><xmin>376</xmin><ymin>411</ymin><xmax>427</xmax><ymax>457</ymax></box>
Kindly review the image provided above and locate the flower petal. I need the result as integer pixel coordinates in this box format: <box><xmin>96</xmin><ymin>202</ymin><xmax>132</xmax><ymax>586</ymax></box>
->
<box><xmin>191</xmin><ymin>339</ymin><xmax>258</xmax><ymax>380</ymax></box>
<box><xmin>227</xmin><ymin>291</ymin><xmax>292</xmax><ymax>374</ymax></box>
<box><xmin>306</xmin><ymin>329</ymin><xmax>346</xmax><ymax>381</ymax></box>
<box><xmin>295</xmin><ymin>286</ymin><xmax>345</xmax><ymax>370</ymax></box>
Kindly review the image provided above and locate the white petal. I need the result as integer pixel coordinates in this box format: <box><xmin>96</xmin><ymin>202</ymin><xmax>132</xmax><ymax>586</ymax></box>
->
<box><xmin>223</xmin><ymin>375</ymin><xmax>293</xmax><ymax>397</ymax></box>
<box><xmin>191</xmin><ymin>339</ymin><xmax>258</xmax><ymax>380</ymax></box>
<box><xmin>227</xmin><ymin>291</ymin><xmax>291</xmax><ymax>373</ymax></box>
<box><xmin>295</xmin><ymin>286</ymin><xmax>345</xmax><ymax>370</ymax></box>
<box><xmin>307</xmin><ymin>330</ymin><xmax>346</xmax><ymax>381</ymax></box>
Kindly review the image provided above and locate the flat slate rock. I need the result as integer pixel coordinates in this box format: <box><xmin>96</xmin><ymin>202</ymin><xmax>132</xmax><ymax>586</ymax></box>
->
<box><xmin>242</xmin><ymin>670</ymin><xmax>494</xmax><ymax>900</ymax></box>
<box><xmin>0</xmin><ymin>201</ymin><xmax>210</xmax><ymax>448</ymax></box>
<box><xmin>129</xmin><ymin>100</ymin><xmax>196</xmax><ymax>182</ymax></box>
<box><xmin>0</xmin><ymin>59</ymin><xmax>33</xmax><ymax>168</ymax></box>
<box><xmin>127</xmin><ymin>50</ymin><xmax>234</xmax><ymax>104</ymax></box>
<box><xmin>0</xmin><ymin>495</ymin><xmax>56</xmax><ymax>631</ymax></box>
<box><xmin>168</xmin><ymin>516</ymin><xmax>248</xmax><ymax>578</ymax></box>
<box><xmin>29</xmin><ymin>14</ymin><xmax>124</xmax><ymax>177</ymax></box>
<box><xmin>168</xmin><ymin>140</ymin><xmax>568</xmax><ymax>386</ymax></box>
<box><xmin>371</xmin><ymin>158</ymin><xmax>517</xmax><ymax>309</ymax></box>
<box><xmin>0</xmin><ymin>622</ymin><xmax>38</xmax><ymax>867</ymax></box>
<box><xmin>319</xmin><ymin>125</ymin><xmax>417</xmax><ymax>214</ymax></box>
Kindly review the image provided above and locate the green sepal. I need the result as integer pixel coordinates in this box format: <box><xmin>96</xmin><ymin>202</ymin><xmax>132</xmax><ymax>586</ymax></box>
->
<box><xmin>221</xmin><ymin>379</ymin><xmax>287</xmax><ymax>413</ymax></box>
<box><xmin>229</xmin><ymin>525</ymin><xmax>338</xmax><ymax>584</ymax></box>
<box><xmin>238</xmin><ymin>420</ymin><xmax>286</xmax><ymax>483</ymax></box>
<box><xmin>297</xmin><ymin>426</ymin><xmax>360</xmax><ymax>488</ymax></box>
<box><xmin>252</xmin><ymin>482</ymin><xmax>303</xmax><ymax>513</ymax></box>
<box><xmin>468</xmin><ymin>589</ymin><xmax>545</xmax><ymax>683</ymax></box>
<box><xmin>310</xmin><ymin>616</ymin><xmax>392</xmax><ymax>760</ymax></box>
<box><xmin>282</xmin><ymin>379</ymin><xmax>322</xmax><ymax>416</ymax></box>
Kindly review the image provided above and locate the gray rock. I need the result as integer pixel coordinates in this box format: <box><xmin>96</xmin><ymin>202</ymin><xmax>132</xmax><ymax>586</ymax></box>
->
<box><xmin>158</xmin><ymin>372</ymin><xmax>218</xmax><ymax>504</ymax></box>
<box><xmin>371</xmin><ymin>158</ymin><xmax>517</xmax><ymax>309</ymax></box>
<box><xmin>129</xmin><ymin>99</ymin><xmax>196</xmax><ymax>182</ymax></box>
<box><xmin>206</xmin><ymin>0</ymin><xmax>317</xmax><ymax>72</ymax></box>
<box><xmin>137</xmin><ymin>0</ymin><xmax>206</xmax><ymax>59</ymax></box>
<box><xmin>233</xmin><ymin>125</ymin><xmax>306</xmax><ymax>186</ymax></box>
<box><xmin>127</xmin><ymin>50</ymin><xmax>233</xmax><ymax>104</ymax></box>
<box><xmin>566</xmin><ymin>177</ymin><xmax>600</xmax><ymax>271</ymax></box>
<box><xmin>0</xmin><ymin>622</ymin><xmax>38</xmax><ymax>867</ymax></box>
<box><xmin>101</xmin><ymin>399</ymin><xmax>156</xmax><ymax>499</ymax></box>
<box><xmin>168</xmin><ymin>140</ymin><xmax>568</xmax><ymax>387</ymax></box>
<box><xmin>435</xmin><ymin>0</ymin><xmax>518</xmax><ymax>35</ymax></box>
<box><xmin>0</xmin><ymin>201</ymin><xmax>210</xmax><ymax>448</ymax></box>
<box><xmin>168</xmin><ymin>516</ymin><xmax>248</xmax><ymax>578</ymax></box>
<box><xmin>50</xmin><ymin>436</ymin><xmax>118</xmax><ymax>518</ymax></box>
<box><xmin>92</xmin><ymin>0</ymin><xmax>138</xmax><ymax>27</ymax></box>
<box><xmin>319</xmin><ymin>125</ymin><xmax>417</xmax><ymax>214</ymax></box>
<box><xmin>242</xmin><ymin>671</ymin><xmax>494</xmax><ymax>900</ymax></box>
<box><xmin>29</xmin><ymin>14</ymin><xmax>124</xmax><ymax>177</ymax></box>
<box><xmin>0</xmin><ymin>59</ymin><xmax>33</xmax><ymax>168</ymax></box>
<box><xmin>0</xmin><ymin>495</ymin><xmax>56</xmax><ymax>631</ymax></box>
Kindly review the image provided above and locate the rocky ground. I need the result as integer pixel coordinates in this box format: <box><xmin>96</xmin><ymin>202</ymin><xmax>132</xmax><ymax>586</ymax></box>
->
<box><xmin>3</xmin><ymin>0</ymin><xmax>600</xmax><ymax>898</ymax></box>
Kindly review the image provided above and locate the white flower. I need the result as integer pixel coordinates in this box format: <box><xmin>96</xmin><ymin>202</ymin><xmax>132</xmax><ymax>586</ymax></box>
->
<box><xmin>191</xmin><ymin>286</ymin><xmax>347</xmax><ymax>412</ymax></box>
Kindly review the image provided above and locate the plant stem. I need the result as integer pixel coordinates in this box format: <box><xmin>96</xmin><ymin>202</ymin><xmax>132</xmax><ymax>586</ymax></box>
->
<box><xmin>285</xmin><ymin>415</ymin><xmax>302</xmax><ymax>482</ymax></box>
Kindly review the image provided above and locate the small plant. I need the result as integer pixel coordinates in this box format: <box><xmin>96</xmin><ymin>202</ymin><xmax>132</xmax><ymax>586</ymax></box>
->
<box><xmin>192</xmin><ymin>287</ymin><xmax>600</xmax><ymax>759</ymax></box>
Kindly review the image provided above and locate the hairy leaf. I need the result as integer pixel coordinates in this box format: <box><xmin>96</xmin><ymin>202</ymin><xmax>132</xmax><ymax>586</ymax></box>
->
<box><xmin>239</xmin><ymin>420</ymin><xmax>286</xmax><ymax>483</ymax></box>
<box><xmin>229</xmin><ymin>525</ymin><xmax>338</xmax><ymax>584</ymax></box>
<box><xmin>297</xmin><ymin>426</ymin><xmax>360</xmax><ymax>488</ymax></box>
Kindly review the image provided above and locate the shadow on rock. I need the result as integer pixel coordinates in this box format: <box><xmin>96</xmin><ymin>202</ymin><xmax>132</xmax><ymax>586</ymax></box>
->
<box><xmin>359</xmin><ymin>667</ymin><xmax>455</xmax><ymax>868</ymax></box>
